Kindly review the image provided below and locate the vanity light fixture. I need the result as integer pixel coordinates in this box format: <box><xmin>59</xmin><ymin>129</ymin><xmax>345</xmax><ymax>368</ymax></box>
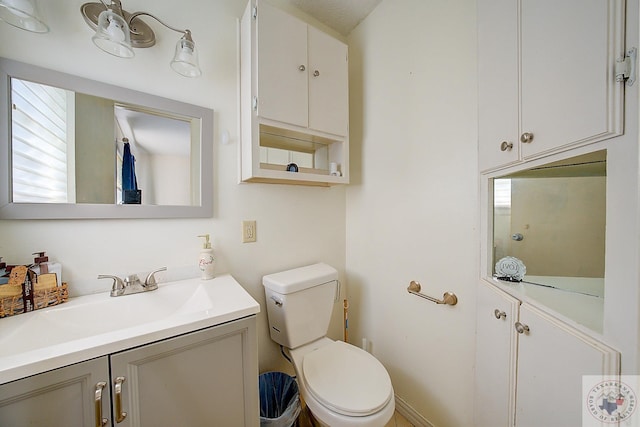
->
<box><xmin>0</xmin><ymin>0</ymin><xmax>48</xmax><ymax>33</ymax></box>
<box><xmin>80</xmin><ymin>0</ymin><xmax>202</xmax><ymax>78</ymax></box>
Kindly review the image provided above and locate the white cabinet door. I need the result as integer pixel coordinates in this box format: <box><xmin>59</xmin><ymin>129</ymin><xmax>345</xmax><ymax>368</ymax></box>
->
<box><xmin>110</xmin><ymin>317</ymin><xmax>258</xmax><ymax>427</ymax></box>
<box><xmin>257</xmin><ymin>0</ymin><xmax>308</xmax><ymax>128</ymax></box>
<box><xmin>520</xmin><ymin>0</ymin><xmax>624</xmax><ymax>159</ymax></box>
<box><xmin>478</xmin><ymin>0</ymin><xmax>625</xmax><ymax>172</ymax></box>
<box><xmin>0</xmin><ymin>356</ymin><xmax>110</xmax><ymax>427</ymax></box>
<box><xmin>474</xmin><ymin>281</ymin><xmax>520</xmax><ymax>427</ymax></box>
<box><xmin>515</xmin><ymin>303</ymin><xmax>620</xmax><ymax>427</ymax></box>
<box><xmin>308</xmin><ymin>26</ymin><xmax>349</xmax><ymax>136</ymax></box>
<box><xmin>477</xmin><ymin>0</ymin><xmax>519</xmax><ymax>171</ymax></box>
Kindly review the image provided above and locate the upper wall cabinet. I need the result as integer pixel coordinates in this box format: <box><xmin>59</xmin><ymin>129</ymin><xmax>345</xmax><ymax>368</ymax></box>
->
<box><xmin>241</xmin><ymin>0</ymin><xmax>349</xmax><ymax>186</ymax></box>
<box><xmin>478</xmin><ymin>0</ymin><xmax>627</xmax><ymax>172</ymax></box>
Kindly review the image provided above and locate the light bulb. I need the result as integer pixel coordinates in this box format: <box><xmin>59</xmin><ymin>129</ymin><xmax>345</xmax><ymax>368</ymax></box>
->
<box><xmin>106</xmin><ymin>17</ymin><xmax>125</xmax><ymax>42</ymax></box>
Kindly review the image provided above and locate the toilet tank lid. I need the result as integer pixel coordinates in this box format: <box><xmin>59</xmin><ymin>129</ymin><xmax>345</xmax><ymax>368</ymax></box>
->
<box><xmin>262</xmin><ymin>263</ymin><xmax>338</xmax><ymax>294</ymax></box>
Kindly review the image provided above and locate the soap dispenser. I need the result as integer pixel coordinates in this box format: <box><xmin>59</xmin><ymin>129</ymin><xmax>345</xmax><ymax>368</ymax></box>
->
<box><xmin>198</xmin><ymin>234</ymin><xmax>215</xmax><ymax>280</ymax></box>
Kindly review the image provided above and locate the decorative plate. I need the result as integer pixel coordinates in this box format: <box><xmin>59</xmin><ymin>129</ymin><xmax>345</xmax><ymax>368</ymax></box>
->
<box><xmin>494</xmin><ymin>256</ymin><xmax>526</xmax><ymax>282</ymax></box>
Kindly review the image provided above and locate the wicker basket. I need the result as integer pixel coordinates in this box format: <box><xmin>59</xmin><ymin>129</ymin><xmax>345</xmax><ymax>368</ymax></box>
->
<box><xmin>0</xmin><ymin>282</ymin><xmax>68</xmax><ymax>318</ymax></box>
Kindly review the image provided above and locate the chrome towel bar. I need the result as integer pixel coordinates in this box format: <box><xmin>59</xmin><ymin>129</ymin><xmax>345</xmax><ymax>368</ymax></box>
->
<box><xmin>407</xmin><ymin>281</ymin><xmax>458</xmax><ymax>306</ymax></box>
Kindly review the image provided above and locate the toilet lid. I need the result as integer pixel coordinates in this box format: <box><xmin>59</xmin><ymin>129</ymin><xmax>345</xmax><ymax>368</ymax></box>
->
<box><xmin>302</xmin><ymin>341</ymin><xmax>393</xmax><ymax>416</ymax></box>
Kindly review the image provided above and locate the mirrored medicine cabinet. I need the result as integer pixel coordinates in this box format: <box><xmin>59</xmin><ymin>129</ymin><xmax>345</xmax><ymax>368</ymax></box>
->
<box><xmin>492</xmin><ymin>150</ymin><xmax>606</xmax><ymax>310</ymax></box>
<box><xmin>0</xmin><ymin>58</ymin><xmax>213</xmax><ymax>219</ymax></box>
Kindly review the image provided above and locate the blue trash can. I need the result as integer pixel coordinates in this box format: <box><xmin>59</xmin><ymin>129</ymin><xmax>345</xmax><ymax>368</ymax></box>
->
<box><xmin>259</xmin><ymin>372</ymin><xmax>301</xmax><ymax>427</ymax></box>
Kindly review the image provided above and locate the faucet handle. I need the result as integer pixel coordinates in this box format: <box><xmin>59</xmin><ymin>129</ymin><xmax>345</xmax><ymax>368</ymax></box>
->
<box><xmin>98</xmin><ymin>274</ymin><xmax>125</xmax><ymax>297</ymax></box>
<box><xmin>145</xmin><ymin>267</ymin><xmax>167</xmax><ymax>288</ymax></box>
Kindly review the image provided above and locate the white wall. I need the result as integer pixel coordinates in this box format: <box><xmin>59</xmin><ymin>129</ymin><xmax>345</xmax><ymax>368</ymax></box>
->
<box><xmin>346</xmin><ymin>1</ymin><xmax>478</xmax><ymax>426</ymax></box>
<box><xmin>0</xmin><ymin>0</ymin><xmax>346</xmax><ymax>375</ymax></box>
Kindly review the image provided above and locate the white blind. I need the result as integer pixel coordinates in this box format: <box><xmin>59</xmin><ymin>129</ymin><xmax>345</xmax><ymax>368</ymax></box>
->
<box><xmin>493</xmin><ymin>178</ymin><xmax>512</xmax><ymax>208</ymax></box>
<box><xmin>11</xmin><ymin>79</ymin><xmax>70</xmax><ymax>203</ymax></box>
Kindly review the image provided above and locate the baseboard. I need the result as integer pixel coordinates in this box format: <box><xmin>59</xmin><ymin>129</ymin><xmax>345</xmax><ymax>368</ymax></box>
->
<box><xmin>394</xmin><ymin>394</ymin><xmax>434</xmax><ymax>427</ymax></box>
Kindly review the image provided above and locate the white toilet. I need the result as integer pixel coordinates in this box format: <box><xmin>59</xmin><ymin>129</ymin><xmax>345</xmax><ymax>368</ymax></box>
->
<box><xmin>263</xmin><ymin>263</ymin><xmax>395</xmax><ymax>427</ymax></box>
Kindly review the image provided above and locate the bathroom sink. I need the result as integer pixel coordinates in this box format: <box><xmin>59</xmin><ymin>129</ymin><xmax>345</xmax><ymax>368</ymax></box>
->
<box><xmin>0</xmin><ymin>275</ymin><xmax>260</xmax><ymax>384</ymax></box>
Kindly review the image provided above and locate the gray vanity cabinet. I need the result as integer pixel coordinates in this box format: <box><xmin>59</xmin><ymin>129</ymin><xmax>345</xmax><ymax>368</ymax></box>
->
<box><xmin>0</xmin><ymin>356</ymin><xmax>110</xmax><ymax>427</ymax></box>
<box><xmin>0</xmin><ymin>316</ymin><xmax>258</xmax><ymax>427</ymax></box>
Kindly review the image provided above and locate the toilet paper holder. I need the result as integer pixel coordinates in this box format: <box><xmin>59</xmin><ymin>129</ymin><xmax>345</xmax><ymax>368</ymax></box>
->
<box><xmin>407</xmin><ymin>281</ymin><xmax>458</xmax><ymax>306</ymax></box>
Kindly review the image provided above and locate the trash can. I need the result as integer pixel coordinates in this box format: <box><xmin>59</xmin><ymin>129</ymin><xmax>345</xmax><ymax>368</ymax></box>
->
<box><xmin>259</xmin><ymin>372</ymin><xmax>301</xmax><ymax>427</ymax></box>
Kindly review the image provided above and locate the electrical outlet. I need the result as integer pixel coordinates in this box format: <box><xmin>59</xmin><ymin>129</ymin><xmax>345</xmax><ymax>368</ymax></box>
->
<box><xmin>242</xmin><ymin>220</ymin><xmax>256</xmax><ymax>243</ymax></box>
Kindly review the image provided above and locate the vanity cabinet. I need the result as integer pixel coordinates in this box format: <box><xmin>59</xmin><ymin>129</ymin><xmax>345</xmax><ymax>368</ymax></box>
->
<box><xmin>240</xmin><ymin>0</ymin><xmax>349</xmax><ymax>185</ymax></box>
<box><xmin>477</xmin><ymin>0</ymin><xmax>626</xmax><ymax>172</ymax></box>
<box><xmin>0</xmin><ymin>316</ymin><xmax>258</xmax><ymax>427</ymax></box>
<box><xmin>474</xmin><ymin>282</ymin><xmax>620</xmax><ymax>427</ymax></box>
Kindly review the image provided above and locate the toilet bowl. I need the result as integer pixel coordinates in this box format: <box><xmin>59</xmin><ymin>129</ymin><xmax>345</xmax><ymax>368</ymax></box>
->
<box><xmin>262</xmin><ymin>263</ymin><xmax>395</xmax><ymax>427</ymax></box>
<box><xmin>288</xmin><ymin>337</ymin><xmax>395</xmax><ymax>427</ymax></box>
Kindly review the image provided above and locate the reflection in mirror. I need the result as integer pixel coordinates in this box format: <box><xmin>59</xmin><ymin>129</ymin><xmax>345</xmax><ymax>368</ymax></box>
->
<box><xmin>0</xmin><ymin>57</ymin><xmax>213</xmax><ymax>219</ymax></box>
<box><xmin>493</xmin><ymin>150</ymin><xmax>606</xmax><ymax>298</ymax></box>
<box><xmin>11</xmin><ymin>78</ymin><xmax>198</xmax><ymax>206</ymax></box>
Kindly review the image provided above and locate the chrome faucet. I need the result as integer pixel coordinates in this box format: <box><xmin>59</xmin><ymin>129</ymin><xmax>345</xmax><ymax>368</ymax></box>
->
<box><xmin>98</xmin><ymin>267</ymin><xmax>167</xmax><ymax>297</ymax></box>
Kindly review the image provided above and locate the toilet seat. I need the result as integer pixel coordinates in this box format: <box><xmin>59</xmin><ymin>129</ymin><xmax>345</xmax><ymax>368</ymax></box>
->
<box><xmin>302</xmin><ymin>340</ymin><xmax>393</xmax><ymax>417</ymax></box>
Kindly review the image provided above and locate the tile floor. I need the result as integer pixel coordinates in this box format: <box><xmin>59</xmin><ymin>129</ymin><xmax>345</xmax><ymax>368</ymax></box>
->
<box><xmin>296</xmin><ymin>405</ymin><xmax>414</xmax><ymax>427</ymax></box>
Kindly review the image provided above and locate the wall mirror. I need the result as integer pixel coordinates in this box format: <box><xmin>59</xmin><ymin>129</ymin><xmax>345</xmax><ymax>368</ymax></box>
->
<box><xmin>0</xmin><ymin>57</ymin><xmax>213</xmax><ymax>219</ymax></box>
<box><xmin>492</xmin><ymin>150</ymin><xmax>606</xmax><ymax>299</ymax></box>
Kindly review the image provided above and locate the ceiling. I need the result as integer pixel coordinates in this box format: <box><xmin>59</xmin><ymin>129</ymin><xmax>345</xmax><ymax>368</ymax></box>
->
<box><xmin>288</xmin><ymin>0</ymin><xmax>383</xmax><ymax>36</ymax></box>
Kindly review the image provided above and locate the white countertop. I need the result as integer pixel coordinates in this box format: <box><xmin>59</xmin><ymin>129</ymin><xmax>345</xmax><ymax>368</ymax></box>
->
<box><xmin>490</xmin><ymin>276</ymin><xmax>604</xmax><ymax>334</ymax></box>
<box><xmin>0</xmin><ymin>274</ymin><xmax>260</xmax><ymax>384</ymax></box>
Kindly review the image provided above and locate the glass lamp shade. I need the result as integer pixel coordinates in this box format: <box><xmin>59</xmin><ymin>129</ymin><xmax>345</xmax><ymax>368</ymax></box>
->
<box><xmin>0</xmin><ymin>0</ymin><xmax>48</xmax><ymax>33</ymax></box>
<box><xmin>170</xmin><ymin>37</ymin><xmax>202</xmax><ymax>78</ymax></box>
<box><xmin>92</xmin><ymin>9</ymin><xmax>134</xmax><ymax>58</ymax></box>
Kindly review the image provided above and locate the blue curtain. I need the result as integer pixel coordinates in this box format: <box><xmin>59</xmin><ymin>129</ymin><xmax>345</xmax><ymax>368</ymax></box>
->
<box><xmin>122</xmin><ymin>142</ymin><xmax>138</xmax><ymax>191</ymax></box>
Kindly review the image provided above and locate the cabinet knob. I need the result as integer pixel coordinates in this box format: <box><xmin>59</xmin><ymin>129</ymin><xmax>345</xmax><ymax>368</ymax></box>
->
<box><xmin>494</xmin><ymin>309</ymin><xmax>507</xmax><ymax>320</ymax></box>
<box><xmin>515</xmin><ymin>321</ymin><xmax>530</xmax><ymax>334</ymax></box>
<box><xmin>520</xmin><ymin>132</ymin><xmax>534</xmax><ymax>143</ymax></box>
<box><xmin>313</xmin><ymin>70</ymin><xmax>320</xmax><ymax>77</ymax></box>
<box><xmin>298</xmin><ymin>65</ymin><xmax>306</xmax><ymax>71</ymax></box>
<box><xmin>500</xmin><ymin>141</ymin><xmax>513</xmax><ymax>151</ymax></box>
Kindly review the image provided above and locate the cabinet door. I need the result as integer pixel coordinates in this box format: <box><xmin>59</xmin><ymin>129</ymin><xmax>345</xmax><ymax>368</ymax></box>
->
<box><xmin>308</xmin><ymin>26</ymin><xmax>348</xmax><ymax>136</ymax></box>
<box><xmin>520</xmin><ymin>0</ymin><xmax>624</xmax><ymax>159</ymax></box>
<box><xmin>0</xmin><ymin>356</ymin><xmax>110</xmax><ymax>427</ymax></box>
<box><xmin>477</xmin><ymin>0</ymin><xmax>520</xmax><ymax>171</ymax></box>
<box><xmin>515</xmin><ymin>303</ymin><xmax>620</xmax><ymax>427</ymax></box>
<box><xmin>474</xmin><ymin>282</ymin><xmax>520</xmax><ymax>427</ymax></box>
<box><xmin>257</xmin><ymin>0</ymin><xmax>308</xmax><ymax>128</ymax></box>
<box><xmin>110</xmin><ymin>317</ymin><xmax>258</xmax><ymax>427</ymax></box>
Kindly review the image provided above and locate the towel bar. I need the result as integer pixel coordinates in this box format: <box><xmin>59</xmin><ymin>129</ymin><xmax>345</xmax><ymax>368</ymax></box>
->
<box><xmin>407</xmin><ymin>281</ymin><xmax>458</xmax><ymax>306</ymax></box>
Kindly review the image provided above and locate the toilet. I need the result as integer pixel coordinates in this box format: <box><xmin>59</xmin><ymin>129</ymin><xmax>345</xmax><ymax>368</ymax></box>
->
<box><xmin>263</xmin><ymin>263</ymin><xmax>395</xmax><ymax>427</ymax></box>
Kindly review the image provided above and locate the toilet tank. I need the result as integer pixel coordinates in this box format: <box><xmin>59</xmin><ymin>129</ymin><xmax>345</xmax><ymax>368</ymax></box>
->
<box><xmin>262</xmin><ymin>263</ymin><xmax>339</xmax><ymax>349</ymax></box>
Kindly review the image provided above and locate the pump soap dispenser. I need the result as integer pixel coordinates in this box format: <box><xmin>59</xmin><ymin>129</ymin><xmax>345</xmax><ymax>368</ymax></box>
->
<box><xmin>198</xmin><ymin>234</ymin><xmax>215</xmax><ymax>280</ymax></box>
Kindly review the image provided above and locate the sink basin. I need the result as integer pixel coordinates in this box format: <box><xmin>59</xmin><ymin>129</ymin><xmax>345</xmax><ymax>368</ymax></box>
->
<box><xmin>0</xmin><ymin>275</ymin><xmax>260</xmax><ymax>384</ymax></box>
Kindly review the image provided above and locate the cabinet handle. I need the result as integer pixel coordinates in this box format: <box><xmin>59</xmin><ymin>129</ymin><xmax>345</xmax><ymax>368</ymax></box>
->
<box><xmin>515</xmin><ymin>321</ymin><xmax>530</xmax><ymax>334</ymax></box>
<box><xmin>114</xmin><ymin>376</ymin><xmax>127</xmax><ymax>423</ymax></box>
<box><xmin>298</xmin><ymin>65</ymin><xmax>306</xmax><ymax>71</ymax></box>
<box><xmin>94</xmin><ymin>381</ymin><xmax>108</xmax><ymax>427</ymax></box>
<box><xmin>520</xmin><ymin>132</ymin><xmax>534</xmax><ymax>143</ymax></box>
<box><xmin>500</xmin><ymin>141</ymin><xmax>513</xmax><ymax>151</ymax></box>
<box><xmin>313</xmin><ymin>70</ymin><xmax>320</xmax><ymax>77</ymax></box>
<box><xmin>494</xmin><ymin>309</ymin><xmax>506</xmax><ymax>320</ymax></box>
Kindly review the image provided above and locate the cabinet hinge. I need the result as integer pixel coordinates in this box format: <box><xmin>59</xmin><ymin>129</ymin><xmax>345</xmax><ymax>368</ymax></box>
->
<box><xmin>252</xmin><ymin>6</ymin><xmax>257</xmax><ymax>19</ymax></box>
<box><xmin>615</xmin><ymin>47</ymin><xmax>637</xmax><ymax>86</ymax></box>
<box><xmin>252</xmin><ymin>96</ymin><xmax>258</xmax><ymax>111</ymax></box>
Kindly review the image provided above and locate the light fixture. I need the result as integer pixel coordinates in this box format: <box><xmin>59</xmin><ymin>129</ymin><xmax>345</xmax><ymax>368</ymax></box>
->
<box><xmin>80</xmin><ymin>0</ymin><xmax>202</xmax><ymax>78</ymax></box>
<box><xmin>0</xmin><ymin>0</ymin><xmax>48</xmax><ymax>33</ymax></box>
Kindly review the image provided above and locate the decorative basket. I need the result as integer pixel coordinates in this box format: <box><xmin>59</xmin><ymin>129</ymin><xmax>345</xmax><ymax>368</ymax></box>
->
<box><xmin>0</xmin><ymin>266</ymin><xmax>69</xmax><ymax>318</ymax></box>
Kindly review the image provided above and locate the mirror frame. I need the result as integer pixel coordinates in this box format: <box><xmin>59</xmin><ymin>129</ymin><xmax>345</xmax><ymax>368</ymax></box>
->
<box><xmin>0</xmin><ymin>57</ymin><xmax>213</xmax><ymax>219</ymax></box>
